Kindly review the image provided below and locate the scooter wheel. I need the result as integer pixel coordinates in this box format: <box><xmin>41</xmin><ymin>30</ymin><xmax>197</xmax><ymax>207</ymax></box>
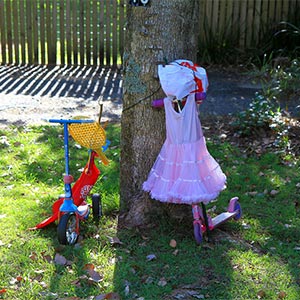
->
<box><xmin>193</xmin><ymin>222</ymin><xmax>203</xmax><ymax>244</ymax></box>
<box><xmin>57</xmin><ymin>213</ymin><xmax>79</xmax><ymax>245</ymax></box>
<box><xmin>234</xmin><ymin>202</ymin><xmax>242</xmax><ymax>220</ymax></box>
<box><xmin>92</xmin><ymin>193</ymin><xmax>102</xmax><ymax>223</ymax></box>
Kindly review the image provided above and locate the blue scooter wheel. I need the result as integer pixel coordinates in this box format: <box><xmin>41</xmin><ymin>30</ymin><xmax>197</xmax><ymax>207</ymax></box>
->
<box><xmin>57</xmin><ymin>213</ymin><xmax>79</xmax><ymax>245</ymax></box>
<box><xmin>193</xmin><ymin>222</ymin><xmax>203</xmax><ymax>244</ymax></box>
<box><xmin>234</xmin><ymin>202</ymin><xmax>242</xmax><ymax>220</ymax></box>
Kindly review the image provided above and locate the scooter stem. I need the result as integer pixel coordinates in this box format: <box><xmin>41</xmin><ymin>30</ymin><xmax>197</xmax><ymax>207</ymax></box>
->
<box><xmin>63</xmin><ymin>122</ymin><xmax>70</xmax><ymax>176</ymax></box>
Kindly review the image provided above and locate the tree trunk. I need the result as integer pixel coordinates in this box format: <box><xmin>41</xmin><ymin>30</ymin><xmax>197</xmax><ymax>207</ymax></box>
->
<box><xmin>120</xmin><ymin>0</ymin><xmax>199</xmax><ymax>226</ymax></box>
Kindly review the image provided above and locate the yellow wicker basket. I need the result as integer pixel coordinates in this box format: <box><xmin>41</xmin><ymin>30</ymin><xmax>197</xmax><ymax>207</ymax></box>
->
<box><xmin>68</xmin><ymin>117</ymin><xmax>109</xmax><ymax>165</ymax></box>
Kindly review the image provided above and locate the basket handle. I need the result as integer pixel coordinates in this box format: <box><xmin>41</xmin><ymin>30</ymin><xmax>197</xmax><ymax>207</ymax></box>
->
<box><xmin>98</xmin><ymin>103</ymin><xmax>103</xmax><ymax>124</ymax></box>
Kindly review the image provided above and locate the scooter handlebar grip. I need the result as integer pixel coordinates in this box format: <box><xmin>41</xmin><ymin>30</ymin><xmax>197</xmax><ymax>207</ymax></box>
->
<box><xmin>152</xmin><ymin>99</ymin><xmax>164</xmax><ymax>108</ymax></box>
<box><xmin>151</xmin><ymin>92</ymin><xmax>206</xmax><ymax>108</ymax></box>
<box><xmin>63</xmin><ymin>175</ymin><xmax>74</xmax><ymax>184</ymax></box>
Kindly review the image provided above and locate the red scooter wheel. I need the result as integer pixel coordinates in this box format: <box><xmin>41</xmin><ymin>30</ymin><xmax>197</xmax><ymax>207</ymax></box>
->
<box><xmin>57</xmin><ymin>213</ymin><xmax>79</xmax><ymax>245</ymax></box>
<box><xmin>193</xmin><ymin>222</ymin><xmax>203</xmax><ymax>244</ymax></box>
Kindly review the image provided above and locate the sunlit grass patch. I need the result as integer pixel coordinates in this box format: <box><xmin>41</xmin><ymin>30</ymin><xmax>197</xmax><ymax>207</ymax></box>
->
<box><xmin>0</xmin><ymin>123</ymin><xmax>299</xmax><ymax>299</ymax></box>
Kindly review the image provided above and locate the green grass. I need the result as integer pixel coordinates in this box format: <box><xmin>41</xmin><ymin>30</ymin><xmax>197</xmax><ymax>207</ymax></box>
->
<box><xmin>0</xmin><ymin>123</ymin><xmax>300</xmax><ymax>299</ymax></box>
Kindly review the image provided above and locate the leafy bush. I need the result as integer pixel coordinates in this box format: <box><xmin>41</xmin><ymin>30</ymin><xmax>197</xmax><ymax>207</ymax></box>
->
<box><xmin>233</xmin><ymin>93</ymin><xmax>290</xmax><ymax>150</ymax></box>
<box><xmin>272</xmin><ymin>21</ymin><xmax>300</xmax><ymax>58</ymax></box>
<box><xmin>264</xmin><ymin>59</ymin><xmax>300</xmax><ymax>102</ymax></box>
<box><xmin>232</xmin><ymin>59</ymin><xmax>300</xmax><ymax>154</ymax></box>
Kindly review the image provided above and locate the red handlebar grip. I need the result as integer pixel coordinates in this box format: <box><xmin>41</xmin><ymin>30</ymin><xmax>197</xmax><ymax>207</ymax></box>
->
<box><xmin>63</xmin><ymin>175</ymin><xmax>74</xmax><ymax>184</ymax></box>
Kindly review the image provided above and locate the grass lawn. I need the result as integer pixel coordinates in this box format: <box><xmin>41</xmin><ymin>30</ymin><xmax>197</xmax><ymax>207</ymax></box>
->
<box><xmin>0</xmin><ymin>123</ymin><xmax>299</xmax><ymax>300</ymax></box>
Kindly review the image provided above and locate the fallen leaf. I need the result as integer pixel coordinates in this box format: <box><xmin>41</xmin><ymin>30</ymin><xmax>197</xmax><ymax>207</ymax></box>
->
<box><xmin>148</xmin><ymin>277</ymin><xmax>155</xmax><ymax>284</ymax></box>
<box><xmin>95</xmin><ymin>292</ymin><xmax>121</xmax><ymax>299</ymax></box>
<box><xmin>83</xmin><ymin>263</ymin><xmax>95</xmax><ymax>271</ymax></box>
<box><xmin>257</xmin><ymin>289</ymin><xmax>266</xmax><ymax>299</ymax></box>
<box><xmin>9</xmin><ymin>276</ymin><xmax>22</xmax><ymax>285</ymax></box>
<box><xmin>247</xmin><ymin>191</ymin><xmax>258</xmax><ymax>196</ymax></box>
<box><xmin>124</xmin><ymin>283</ymin><xmax>130</xmax><ymax>296</ymax></box>
<box><xmin>0</xmin><ymin>289</ymin><xmax>7</xmax><ymax>294</ymax></box>
<box><xmin>58</xmin><ymin>297</ymin><xmax>81</xmax><ymax>300</ymax></box>
<box><xmin>146</xmin><ymin>254</ymin><xmax>156</xmax><ymax>261</ymax></box>
<box><xmin>270</xmin><ymin>190</ymin><xmax>279</xmax><ymax>196</ymax></box>
<box><xmin>187</xmin><ymin>290</ymin><xmax>205</xmax><ymax>299</ymax></box>
<box><xmin>39</xmin><ymin>292</ymin><xmax>58</xmax><ymax>298</ymax></box>
<box><xmin>54</xmin><ymin>253</ymin><xmax>67</xmax><ymax>266</ymax></box>
<box><xmin>38</xmin><ymin>281</ymin><xmax>48</xmax><ymax>288</ymax></box>
<box><xmin>71</xmin><ymin>279</ymin><xmax>82</xmax><ymax>287</ymax></box>
<box><xmin>173</xmin><ymin>249</ymin><xmax>179</xmax><ymax>256</ymax></box>
<box><xmin>169</xmin><ymin>239</ymin><xmax>177</xmax><ymax>248</ymax></box>
<box><xmin>108</xmin><ymin>236</ymin><xmax>123</xmax><ymax>246</ymax></box>
<box><xmin>142</xmin><ymin>276</ymin><xmax>154</xmax><ymax>284</ymax></box>
<box><xmin>42</xmin><ymin>253</ymin><xmax>52</xmax><ymax>263</ymax></box>
<box><xmin>29</xmin><ymin>252</ymin><xmax>38</xmax><ymax>261</ymax></box>
<box><xmin>158</xmin><ymin>277</ymin><xmax>167</xmax><ymax>287</ymax></box>
<box><xmin>86</xmin><ymin>269</ymin><xmax>103</xmax><ymax>284</ymax></box>
<box><xmin>278</xmin><ymin>291</ymin><xmax>287</xmax><ymax>299</ymax></box>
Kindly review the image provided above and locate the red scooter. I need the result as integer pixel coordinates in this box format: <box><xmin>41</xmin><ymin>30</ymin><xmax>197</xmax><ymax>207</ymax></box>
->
<box><xmin>31</xmin><ymin>118</ymin><xmax>108</xmax><ymax>245</ymax></box>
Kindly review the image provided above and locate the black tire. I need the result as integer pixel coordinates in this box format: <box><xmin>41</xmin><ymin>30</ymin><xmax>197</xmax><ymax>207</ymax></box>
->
<box><xmin>92</xmin><ymin>193</ymin><xmax>102</xmax><ymax>223</ymax></box>
<box><xmin>57</xmin><ymin>213</ymin><xmax>79</xmax><ymax>245</ymax></box>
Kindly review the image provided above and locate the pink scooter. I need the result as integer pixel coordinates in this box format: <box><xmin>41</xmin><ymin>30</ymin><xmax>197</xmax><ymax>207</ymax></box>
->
<box><xmin>192</xmin><ymin>197</ymin><xmax>242</xmax><ymax>244</ymax></box>
<box><xmin>152</xmin><ymin>95</ymin><xmax>242</xmax><ymax>244</ymax></box>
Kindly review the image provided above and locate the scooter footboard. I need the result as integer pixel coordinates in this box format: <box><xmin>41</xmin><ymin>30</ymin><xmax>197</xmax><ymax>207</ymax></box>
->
<box><xmin>33</xmin><ymin>160</ymin><xmax>100</xmax><ymax>229</ymax></box>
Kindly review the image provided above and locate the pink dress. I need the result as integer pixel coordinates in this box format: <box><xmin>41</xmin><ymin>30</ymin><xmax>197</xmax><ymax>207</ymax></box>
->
<box><xmin>143</xmin><ymin>94</ymin><xmax>226</xmax><ymax>205</ymax></box>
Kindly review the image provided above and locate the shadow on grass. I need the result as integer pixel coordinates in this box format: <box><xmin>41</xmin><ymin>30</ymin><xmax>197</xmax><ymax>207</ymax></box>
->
<box><xmin>1</xmin><ymin>122</ymin><xmax>300</xmax><ymax>299</ymax></box>
<box><xmin>111</xmin><ymin>143</ymin><xmax>300</xmax><ymax>299</ymax></box>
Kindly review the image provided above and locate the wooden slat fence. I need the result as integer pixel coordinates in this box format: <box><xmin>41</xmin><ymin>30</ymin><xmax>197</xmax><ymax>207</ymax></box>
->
<box><xmin>0</xmin><ymin>0</ymin><xmax>125</xmax><ymax>66</ymax></box>
<box><xmin>0</xmin><ymin>0</ymin><xmax>299</xmax><ymax>66</ymax></box>
<box><xmin>199</xmin><ymin>0</ymin><xmax>300</xmax><ymax>49</ymax></box>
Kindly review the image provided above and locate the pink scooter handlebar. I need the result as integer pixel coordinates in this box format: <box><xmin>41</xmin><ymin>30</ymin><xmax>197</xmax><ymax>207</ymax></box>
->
<box><xmin>151</xmin><ymin>92</ymin><xmax>206</xmax><ymax>108</ymax></box>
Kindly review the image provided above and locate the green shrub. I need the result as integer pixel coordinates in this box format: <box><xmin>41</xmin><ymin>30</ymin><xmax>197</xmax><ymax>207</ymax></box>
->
<box><xmin>232</xmin><ymin>59</ymin><xmax>300</xmax><ymax>154</ymax></box>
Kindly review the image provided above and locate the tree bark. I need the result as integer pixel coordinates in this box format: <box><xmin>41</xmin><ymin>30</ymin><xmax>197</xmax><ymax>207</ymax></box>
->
<box><xmin>120</xmin><ymin>0</ymin><xmax>199</xmax><ymax>226</ymax></box>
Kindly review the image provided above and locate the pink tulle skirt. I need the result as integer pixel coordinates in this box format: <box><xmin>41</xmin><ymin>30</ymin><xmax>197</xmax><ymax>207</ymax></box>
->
<box><xmin>143</xmin><ymin>137</ymin><xmax>226</xmax><ymax>205</ymax></box>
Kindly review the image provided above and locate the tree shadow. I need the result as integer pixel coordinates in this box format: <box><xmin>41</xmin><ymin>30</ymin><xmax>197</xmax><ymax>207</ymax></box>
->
<box><xmin>0</xmin><ymin>64</ymin><xmax>122</xmax><ymax>101</ymax></box>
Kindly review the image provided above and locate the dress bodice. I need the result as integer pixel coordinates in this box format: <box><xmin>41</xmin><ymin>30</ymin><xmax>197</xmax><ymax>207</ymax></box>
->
<box><xmin>164</xmin><ymin>94</ymin><xmax>203</xmax><ymax>144</ymax></box>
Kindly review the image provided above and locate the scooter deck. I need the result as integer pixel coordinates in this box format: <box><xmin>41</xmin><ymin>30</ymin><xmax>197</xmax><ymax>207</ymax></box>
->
<box><xmin>32</xmin><ymin>158</ymin><xmax>100</xmax><ymax>230</ymax></box>
<box><xmin>212</xmin><ymin>211</ymin><xmax>238</xmax><ymax>228</ymax></box>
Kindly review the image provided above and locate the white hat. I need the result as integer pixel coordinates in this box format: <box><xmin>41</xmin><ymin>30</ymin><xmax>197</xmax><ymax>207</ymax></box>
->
<box><xmin>158</xmin><ymin>59</ymin><xmax>208</xmax><ymax>99</ymax></box>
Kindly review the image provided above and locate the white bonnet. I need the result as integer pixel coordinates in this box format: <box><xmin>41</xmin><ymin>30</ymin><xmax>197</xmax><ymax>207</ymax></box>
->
<box><xmin>158</xmin><ymin>59</ymin><xmax>208</xmax><ymax>99</ymax></box>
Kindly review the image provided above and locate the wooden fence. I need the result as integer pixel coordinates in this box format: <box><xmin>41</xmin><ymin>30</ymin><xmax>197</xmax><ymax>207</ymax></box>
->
<box><xmin>0</xmin><ymin>0</ymin><xmax>299</xmax><ymax>66</ymax></box>
<box><xmin>199</xmin><ymin>0</ymin><xmax>300</xmax><ymax>49</ymax></box>
<box><xmin>0</xmin><ymin>0</ymin><xmax>125</xmax><ymax>66</ymax></box>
